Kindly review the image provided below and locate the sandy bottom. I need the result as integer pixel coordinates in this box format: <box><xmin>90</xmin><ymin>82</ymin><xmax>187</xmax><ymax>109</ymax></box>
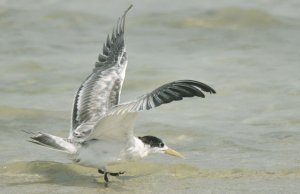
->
<box><xmin>1</xmin><ymin>161</ymin><xmax>300</xmax><ymax>194</ymax></box>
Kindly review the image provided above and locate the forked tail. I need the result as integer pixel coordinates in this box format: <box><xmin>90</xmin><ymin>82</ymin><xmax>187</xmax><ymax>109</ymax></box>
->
<box><xmin>23</xmin><ymin>130</ymin><xmax>77</xmax><ymax>154</ymax></box>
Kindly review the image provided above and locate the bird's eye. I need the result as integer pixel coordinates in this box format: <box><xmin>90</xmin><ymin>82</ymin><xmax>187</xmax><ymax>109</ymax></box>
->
<box><xmin>159</xmin><ymin>143</ymin><xmax>164</xmax><ymax>148</ymax></box>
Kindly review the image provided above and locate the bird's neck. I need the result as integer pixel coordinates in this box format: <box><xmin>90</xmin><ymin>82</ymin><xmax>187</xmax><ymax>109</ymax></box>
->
<box><xmin>124</xmin><ymin>136</ymin><xmax>150</xmax><ymax>159</ymax></box>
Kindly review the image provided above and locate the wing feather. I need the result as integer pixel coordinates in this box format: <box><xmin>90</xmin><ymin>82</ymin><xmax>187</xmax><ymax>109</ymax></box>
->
<box><xmin>70</xmin><ymin>5</ymin><xmax>133</xmax><ymax>139</ymax></box>
<box><xmin>108</xmin><ymin>80</ymin><xmax>216</xmax><ymax>115</ymax></box>
<box><xmin>87</xmin><ymin>79</ymin><xmax>215</xmax><ymax>142</ymax></box>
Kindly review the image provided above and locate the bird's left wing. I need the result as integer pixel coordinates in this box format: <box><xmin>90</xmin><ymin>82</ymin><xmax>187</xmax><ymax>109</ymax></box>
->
<box><xmin>70</xmin><ymin>5</ymin><xmax>133</xmax><ymax>139</ymax></box>
<box><xmin>87</xmin><ymin>80</ymin><xmax>215</xmax><ymax>141</ymax></box>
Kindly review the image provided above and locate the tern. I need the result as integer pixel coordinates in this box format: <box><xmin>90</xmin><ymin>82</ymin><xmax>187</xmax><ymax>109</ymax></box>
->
<box><xmin>25</xmin><ymin>5</ymin><xmax>216</xmax><ymax>183</ymax></box>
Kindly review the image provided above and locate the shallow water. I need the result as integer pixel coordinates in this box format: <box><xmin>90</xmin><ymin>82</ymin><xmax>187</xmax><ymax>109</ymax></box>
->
<box><xmin>1</xmin><ymin>0</ymin><xmax>300</xmax><ymax>193</ymax></box>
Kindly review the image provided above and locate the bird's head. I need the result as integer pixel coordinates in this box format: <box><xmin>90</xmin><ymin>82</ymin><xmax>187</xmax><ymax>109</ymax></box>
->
<box><xmin>137</xmin><ymin>136</ymin><xmax>184</xmax><ymax>159</ymax></box>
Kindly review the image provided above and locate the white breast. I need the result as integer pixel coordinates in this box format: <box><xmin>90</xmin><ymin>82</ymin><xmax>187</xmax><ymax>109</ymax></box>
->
<box><xmin>75</xmin><ymin>139</ymin><xmax>125</xmax><ymax>169</ymax></box>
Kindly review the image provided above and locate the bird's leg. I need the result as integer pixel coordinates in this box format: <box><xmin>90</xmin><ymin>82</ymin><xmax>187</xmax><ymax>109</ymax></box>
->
<box><xmin>98</xmin><ymin>169</ymin><xmax>105</xmax><ymax>174</ymax></box>
<box><xmin>98</xmin><ymin>169</ymin><xmax>109</xmax><ymax>182</ymax></box>
<box><xmin>98</xmin><ymin>169</ymin><xmax>125</xmax><ymax>182</ymax></box>
<box><xmin>104</xmin><ymin>172</ymin><xmax>109</xmax><ymax>183</ymax></box>
<box><xmin>108</xmin><ymin>171</ymin><xmax>125</xmax><ymax>176</ymax></box>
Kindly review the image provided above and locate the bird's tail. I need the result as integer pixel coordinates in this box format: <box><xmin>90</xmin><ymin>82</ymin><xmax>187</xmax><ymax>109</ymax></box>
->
<box><xmin>23</xmin><ymin>130</ymin><xmax>77</xmax><ymax>154</ymax></box>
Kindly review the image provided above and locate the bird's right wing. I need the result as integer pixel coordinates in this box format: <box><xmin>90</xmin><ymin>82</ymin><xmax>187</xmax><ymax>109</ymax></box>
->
<box><xmin>87</xmin><ymin>80</ymin><xmax>215</xmax><ymax>142</ymax></box>
<box><xmin>108</xmin><ymin>80</ymin><xmax>216</xmax><ymax>115</ymax></box>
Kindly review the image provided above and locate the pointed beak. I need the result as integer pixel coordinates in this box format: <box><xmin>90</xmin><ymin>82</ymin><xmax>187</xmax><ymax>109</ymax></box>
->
<box><xmin>164</xmin><ymin>148</ymin><xmax>185</xmax><ymax>159</ymax></box>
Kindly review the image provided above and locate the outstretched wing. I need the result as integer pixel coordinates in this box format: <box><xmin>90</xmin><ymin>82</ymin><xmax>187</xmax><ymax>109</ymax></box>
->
<box><xmin>108</xmin><ymin>80</ymin><xmax>216</xmax><ymax>115</ymax></box>
<box><xmin>87</xmin><ymin>80</ymin><xmax>216</xmax><ymax>141</ymax></box>
<box><xmin>70</xmin><ymin>5</ymin><xmax>133</xmax><ymax>138</ymax></box>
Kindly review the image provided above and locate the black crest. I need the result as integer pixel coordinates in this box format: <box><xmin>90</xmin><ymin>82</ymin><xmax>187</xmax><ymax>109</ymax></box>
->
<box><xmin>138</xmin><ymin>136</ymin><xmax>165</xmax><ymax>148</ymax></box>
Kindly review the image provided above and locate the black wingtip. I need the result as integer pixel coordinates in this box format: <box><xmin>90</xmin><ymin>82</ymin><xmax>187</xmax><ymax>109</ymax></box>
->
<box><xmin>179</xmin><ymin>80</ymin><xmax>216</xmax><ymax>95</ymax></box>
<box><xmin>120</xmin><ymin>5</ymin><xmax>133</xmax><ymax>32</ymax></box>
<box><xmin>21</xmin><ymin>129</ymin><xmax>36</xmax><ymax>135</ymax></box>
<box><xmin>125</xmin><ymin>4</ymin><xmax>133</xmax><ymax>15</ymax></box>
<box><xmin>28</xmin><ymin>140</ymin><xmax>43</xmax><ymax>146</ymax></box>
<box><xmin>208</xmin><ymin>87</ymin><xmax>216</xmax><ymax>94</ymax></box>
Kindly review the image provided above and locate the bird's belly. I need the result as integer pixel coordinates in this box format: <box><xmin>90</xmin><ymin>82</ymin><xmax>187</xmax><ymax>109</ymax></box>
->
<box><xmin>74</xmin><ymin>139</ymin><xmax>125</xmax><ymax>169</ymax></box>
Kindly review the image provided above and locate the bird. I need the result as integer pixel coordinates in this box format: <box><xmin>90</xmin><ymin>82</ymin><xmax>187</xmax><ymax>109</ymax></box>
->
<box><xmin>25</xmin><ymin>5</ymin><xmax>216</xmax><ymax>183</ymax></box>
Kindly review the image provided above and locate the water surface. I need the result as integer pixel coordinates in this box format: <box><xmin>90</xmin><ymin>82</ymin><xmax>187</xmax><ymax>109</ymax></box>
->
<box><xmin>1</xmin><ymin>0</ymin><xmax>300</xmax><ymax>193</ymax></box>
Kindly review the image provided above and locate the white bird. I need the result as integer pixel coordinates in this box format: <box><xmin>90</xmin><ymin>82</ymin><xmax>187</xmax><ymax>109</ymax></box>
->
<box><xmin>26</xmin><ymin>5</ymin><xmax>216</xmax><ymax>183</ymax></box>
